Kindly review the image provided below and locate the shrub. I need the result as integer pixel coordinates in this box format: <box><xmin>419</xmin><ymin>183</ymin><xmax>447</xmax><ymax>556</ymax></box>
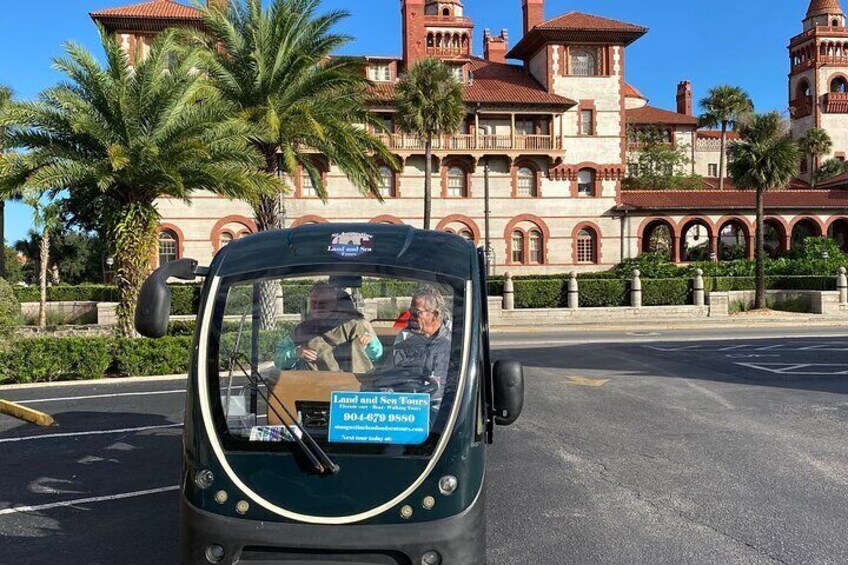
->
<box><xmin>0</xmin><ymin>337</ymin><xmax>112</xmax><ymax>384</ymax></box>
<box><xmin>170</xmin><ymin>284</ymin><xmax>202</xmax><ymax>316</ymax></box>
<box><xmin>111</xmin><ymin>336</ymin><xmax>193</xmax><ymax>377</ymax></box>
<box><xmin>0</xmin><ymin>278</ymin><xmax>21</xmax><ymax>335</ymax></box>
<box><xmin>642</xmin><ymin>278</ymin><xmax>691</xmax><ymax>306</ymax></box>
<box><xmin>167</xmin><ymin>320</ymin><xmax>197</xmax><ymax>337</ymax></box>
<box><xmin>513</xmin><ymin>279</ymin><xmax>565</xmax><ymax>308</ymax></box>
<box><xmin>579</xmin><ymin>279</ymin><xmax>628</xmax><ymax>307</ymax></box>
<box><xmin>611</xmin><ymin>252</ymin><xmax>685</xmax><ymax>279</ymax></box>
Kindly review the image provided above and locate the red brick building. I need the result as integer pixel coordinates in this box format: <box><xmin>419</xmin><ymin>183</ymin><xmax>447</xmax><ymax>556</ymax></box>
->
<box><xmin>90</xmin><ymin>0</ymin><xmax>848</xmax><ymax>271</ymax></box>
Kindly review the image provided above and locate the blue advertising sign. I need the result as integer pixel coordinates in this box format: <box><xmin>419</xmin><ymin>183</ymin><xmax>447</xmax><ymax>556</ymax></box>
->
<box><xmin>328</xmin><ymin>391</ymin><xmax>430</xmax><ymax>445</ymax></box>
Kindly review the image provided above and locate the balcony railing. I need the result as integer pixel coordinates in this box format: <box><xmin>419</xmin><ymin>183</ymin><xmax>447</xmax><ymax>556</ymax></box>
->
<box><xmin>824</xmin><ymin>92</ymin><xmax>848</xmax><ymax>113</ymax></box>
<box><xmin>425</xmin><ymin>46</ymin><xmax>470</xmax><ymax>57</ymax></box>
<box><xmin>374</xmin><ymin>133</ymin><xmax>560</xmax><ymax>152</ymax></box>
<box><xmin>790</xmin><ymin>95</ymin><xmax>814</xmax><ymax>118</ymax></box>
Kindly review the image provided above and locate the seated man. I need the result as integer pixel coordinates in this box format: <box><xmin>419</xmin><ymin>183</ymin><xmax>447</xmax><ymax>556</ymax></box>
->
<box><xmin>275</xmin><ymin>283</ymin><xmax>383</xmax><ymax>373</ymax></box>
<box><xmin>383</xmin><ymin>285</ymin><xmax>452</xmax><ymax>406</ymax></box>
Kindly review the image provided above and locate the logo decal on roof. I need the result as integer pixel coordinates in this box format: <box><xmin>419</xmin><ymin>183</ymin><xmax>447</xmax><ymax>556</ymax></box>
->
<box><xmin>328</xmin><ymin>232</ymin><xmax>373</xmax><ymax>259</ymax></box>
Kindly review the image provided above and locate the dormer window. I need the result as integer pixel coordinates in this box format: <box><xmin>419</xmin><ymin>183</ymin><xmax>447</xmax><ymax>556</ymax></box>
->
<box><xmin>451</xmin><ymin>66</ymin><xmax>464</xmax><ymax>83</ymax></box>
<box><xmin>368</xmin><ymin>64</ymin><xmax>391</xmax><ymax>82</ymax></box>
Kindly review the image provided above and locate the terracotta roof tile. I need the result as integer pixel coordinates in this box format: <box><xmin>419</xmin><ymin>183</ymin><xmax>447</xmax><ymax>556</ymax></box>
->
<box><xmin>536</xmin><ymin>11</ymin><xmax>647</xmax><ymax>33</ymax></box>
<box><xmin>618</xmin><ymin>187</ymin><xmax>848</xmax><ymax>212</ymax></box>
<box><xmin>696</xmin><ymin>129</ymin><xmax>741</xmax><ymax>140</ymax></box>
<box><xmin>807</xmin><ymin>0</ymin><xmax>844</xmax><ymax>17</ymax></box>
<box><xmin>91</xmin><ymin>0</ymin><xmax>202</xmax><ymax>21</ymax></box>
<box><xmin>624</xmin><ymin>83</ymin><xmax>647</xmax><ymax>100</ymax></box>
<box><xmin>508</xmin><ymin>11</ymin><xmax>647</xmax><ymax>59</ymax></box>
<box><xmin>626</xmin><ymin>105</ymin><xmax>698</xmax><ymax>126</ymax></box>
<box><xmin>367</xmin><ymin>58</ymin><xmax>576</xmax><ymax>107</ymax></box>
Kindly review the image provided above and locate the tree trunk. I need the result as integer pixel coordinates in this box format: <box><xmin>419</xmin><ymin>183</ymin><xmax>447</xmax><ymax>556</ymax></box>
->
<box><xmin>719</xmin><ymin>121</ymin><xmax>728</xmax><ymax>191</ymax></box>
<box><xmin>424</xmin><ymin>137</ymin><xmax>432</xmax><ymax>230</ymax></box>
<box><xmin>39</xmin><ymin>230</ymin><xmax>50</xmax><ymax>328</ymax></box>
<box><xmin>755</xmin><ymin>187</ymin><xmax>766</xmax><ymax>309</ymax></box>
<box><xmin>810</xmin><ymin>153</ymin><xmax>817</xmax><ymax>188</ymax></box>
<box><xmin>0</xmin><ymin>200</ymin><xmax>5</xmax><ymax>279</ymax></box>
<box><xmin>253</xmin><ymin>150</ymin><xmax>283</xmax><ymax>330</ymax></box>
<box><xmin>110</xmin><ymin>203</ymin><xmax>160</xmax><ymax>338</ymax></box>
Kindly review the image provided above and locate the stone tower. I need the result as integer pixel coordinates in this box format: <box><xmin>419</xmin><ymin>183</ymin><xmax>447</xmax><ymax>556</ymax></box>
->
<box><xmin>402</xmin><ymin>0</ymin><xmax>474</xmax><ymax>69</ymax></box>
<box><xmin>789</xmin><ymin>0</ymin><xmax>848</xmax><ymax>179</ymax></box>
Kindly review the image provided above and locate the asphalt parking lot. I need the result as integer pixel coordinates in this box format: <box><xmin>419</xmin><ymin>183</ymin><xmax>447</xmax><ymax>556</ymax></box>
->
<box><xmin>2</xmin><ymin>328</ymin><xmax>848</xmax><ymax>564</ymax></box>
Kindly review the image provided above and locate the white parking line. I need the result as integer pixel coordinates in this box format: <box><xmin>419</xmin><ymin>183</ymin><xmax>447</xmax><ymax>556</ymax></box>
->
<box><xmin>18</xmin><ymin>390</ymin><xmax>186</xmax><ymax>405</ymax></box>
<box><xmin>0</xmin><ymin>423</ymin><xmax>183</xmax><ymax>444</ymax></box>
<box><xmin>735</xmin><ymin>363</ymin><xmax>848</xmax><ymax>375</ymax></box>
<box><xmin>0</xmin><ymin>485</ymin><xmax>180</xmax><ymax>516</ymax></box>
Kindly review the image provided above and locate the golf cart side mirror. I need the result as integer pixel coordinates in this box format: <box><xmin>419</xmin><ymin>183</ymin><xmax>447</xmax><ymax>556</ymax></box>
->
<box><xmin>492</xmin><ymin>359</ymin><xmax>524</xmax><ymax>426</ymax></box>
<box><xmin>135</xmin><ymin>258</ymin><xmax>199</xmax><ymax>338</ymax></box>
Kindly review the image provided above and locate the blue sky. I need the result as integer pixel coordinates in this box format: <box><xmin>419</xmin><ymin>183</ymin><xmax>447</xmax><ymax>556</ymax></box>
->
<box><xmin>0</xmin><ymin>0</ymin><xmax>809</xmax><ymax>244</ymax></box>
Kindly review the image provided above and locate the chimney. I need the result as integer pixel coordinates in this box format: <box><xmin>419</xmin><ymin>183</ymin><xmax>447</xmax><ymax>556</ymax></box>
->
<box><xmin>676</xmin><ymin>81</ymin><xmax>693</xmax><ymax>116</ymax></box>
<box><xmin>402</xmin><ymin>0</ymin><xmax>427</xmax><ymax>69</ymax></box>
<box><xmin>208</xmin><ymin>0</ymin><xmax>228</xmax><ymax>12</ymax></box>
<box><xmin>522</xmin><ymin>0</ymin><xmax>545</xmax><ymax>34</ymax></box>
<box><xmin>483</xmin><ymin>29</ymin><xmax>509</xmax><ymax>64</ymax></box>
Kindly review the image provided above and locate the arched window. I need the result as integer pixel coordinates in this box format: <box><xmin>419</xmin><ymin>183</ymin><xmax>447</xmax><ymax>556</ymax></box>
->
<box><xmin>797</xmin><ymin>80</ymin><xmax>811</xmax><ymax>98</ymax></box>
<box><xmin>577</xmin><ymin>169</ymin><xmax>596</xmax><ymax>197</ymax></box>
<box><xmin>516</xmin><ymin>166</ymin><xmax>537</xmax><ymax>197</ymax></box>
<box><xmin>834</xmin><ymin>19</ymin><xmax>841</xmax><ymax>27</ymax></box>
<box><xmin>576</xmin><ymin>228</ymin><xmax>597</xmax><ymax>264</ymax></box>
<box><xmin>378</xmin><ymin>165</ymin><xmax>394</xmax><ymax>198</ymax></box>
<box><xmin>571</xmin><ymin>50</ymin><xmax>597</xmax><ymax>76</ymax></box>
<box><xmin>158</xmin><ymin>230</ymin><xmax>178</xmax><ymax>265</ymax></box>
<box><xmin>511</xmin><ymin>231</ymin><xmax>525</xmax><ymax>264</ymax></box>
<box><xmin>529</xmin><ymin>230</ymin><xmax>543</xmax><ymax>263</ymax></box>
<box><xmin>219</xmin><ymin>232</ymin><xmax>233</xmax><ymax>248</ymax></box>
<box><xmin>831</xmin><ymin>76</ymin><xmax>848</xmax><ymax>93</ymax></box>
<box><xmin>447</xmin><ymin>165</ymin><xmax>467</xmax><ymax>197</ymax></box>
<box><xmin>443</xmin><ymin>7</ymin><xmax>450</xmax><ymax>16</ymax></box>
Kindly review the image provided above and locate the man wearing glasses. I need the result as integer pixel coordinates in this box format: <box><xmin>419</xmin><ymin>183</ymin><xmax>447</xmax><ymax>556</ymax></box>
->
<box><xmin>387</xmin><ymin>286</ymin><xmax>452</xmax><ymax>407</ymax></box>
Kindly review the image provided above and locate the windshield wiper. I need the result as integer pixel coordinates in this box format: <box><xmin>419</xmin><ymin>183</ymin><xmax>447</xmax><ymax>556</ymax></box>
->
<box><xmin>231</xmin><ymin>353</ymin><xmax>340</xmax><ymax>475</ymax></box>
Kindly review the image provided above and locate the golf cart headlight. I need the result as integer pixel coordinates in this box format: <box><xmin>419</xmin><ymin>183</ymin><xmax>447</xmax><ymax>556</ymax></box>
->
<box><xmin>194</xmin><ymin>469</ymin><xmax>214</xmax><ymax>489</ymax></box>
<box><xmin>421</xmin><ymin>550</ymin><xmax>442</xmax><ymax>565</ymax></box>
<box><xmin>438</xmin><ymin>475</ymin><xmax>458</xmax><ymax>496</ymax></box>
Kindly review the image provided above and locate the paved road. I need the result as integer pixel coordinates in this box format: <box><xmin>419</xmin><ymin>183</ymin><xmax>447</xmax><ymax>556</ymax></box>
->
<box><xmin>2</xmin><ymin>328</ymin><xmax>848</xmax><ymax>564</ymax></box>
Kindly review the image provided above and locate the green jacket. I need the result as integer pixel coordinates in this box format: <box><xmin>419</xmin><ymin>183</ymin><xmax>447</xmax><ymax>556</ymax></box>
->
<box><xmin>275</xmin><ymin>322</ymin><xmax>384</xmax><ymax>371</ymax></box>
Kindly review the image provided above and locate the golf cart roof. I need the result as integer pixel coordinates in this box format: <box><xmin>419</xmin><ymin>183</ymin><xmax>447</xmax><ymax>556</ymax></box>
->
<box><xmin>209</xmin><ymin>223</ymin><xmax>478</xmax><ymax>280</ymax></box>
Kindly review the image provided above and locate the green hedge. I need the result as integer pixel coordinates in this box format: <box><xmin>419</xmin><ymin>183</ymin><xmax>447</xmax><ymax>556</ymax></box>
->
<box><xmin>0</xmin><ymin>278</ymin><xmax>21</xmax><ymax>335</ymax></box>
<box><xmin>704</xmin><ymin>276</ymin><xmax>835</xmax><ymax>293</ymax></box>
<box><xmin>111</xmin><ymin>336</ymin><xmax>193</xmax><ymax>377</ymax></box>
<box><xmin>579</xmin><ymin>279</ymin><xmax>629</xmax><ymax>308</ymax></box>
<box><xmin>642</xmin><ymin>279</ymin><xmax>692</xmax><ymax>306</ymax></box>
<box><xmin>0</xmin><ymin>337</ymin><xmax>113</xmax><ymax>383</ymax></box>
<box><xmin>12</xmin><ymin>283</ymin><xmax>203</xmax><ymax>316</ymax></box>
<box><xmin>513</xmin><ymin>280</ymin><xmax>565</xmax><ymax>309</ymax></box>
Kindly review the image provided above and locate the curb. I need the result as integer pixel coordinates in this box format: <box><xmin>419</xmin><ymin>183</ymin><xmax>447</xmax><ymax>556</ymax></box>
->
<box><xmin>0</xmin><ymin>373</ymin><xmax>187</xmax><ymax>392</ymax></box>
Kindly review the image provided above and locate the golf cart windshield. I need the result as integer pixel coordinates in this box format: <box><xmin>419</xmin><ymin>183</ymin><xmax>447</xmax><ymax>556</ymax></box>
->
<box><xmin>205</xmin><ymin>265</ymin><xmax>468</xmax><ymax>458</ymax></box>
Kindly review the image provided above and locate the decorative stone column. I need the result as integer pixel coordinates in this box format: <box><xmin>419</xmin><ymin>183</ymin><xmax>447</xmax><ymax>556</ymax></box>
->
<box><xmin>567</xmin><ymin>272</ymin><xmax>579</xmax><ymax>310</ymax></box>
<box><xmin>693</xmin><ymin>268</ymin><xmax>705</xmax><ymax>306</ymax></box>
<box><xmin>631</xmin><ymin>269</ymin><xmax>642</xmax><ymax>308</ymax></box>
<box><xmin>503</xmin><ymin>271</ymin><xmax>515</xmax><ymax>311</ymax></box>
<box><xmin>838</xmin><ymin>267</ymin><xmax>848</xmax><ymax>306</ymax></box>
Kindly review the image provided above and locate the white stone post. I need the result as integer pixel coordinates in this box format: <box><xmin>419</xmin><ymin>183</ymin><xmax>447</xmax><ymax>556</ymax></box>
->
<box><xmin>631</xmin><ymin>269</ymin><xmax>642</xmax><ymax>309</ymax></box>
<box><xmin>838</xmin><ymin>267</ymin><xmax>848</xmax><ymax>306</ymax></box>
<box><xmin>567</xmin><ymin>272</ymin><xmax>579</xmax><ymax>310</ymax></box>
<box><xmin>693</xmin><ymin>268</ymin><xmax>705</xmax><ymax>307</ymax></box>
<box><xmin>503</xmin><ymin>272</ymin><xmax>515</xmax><ymax>311</ymax></box>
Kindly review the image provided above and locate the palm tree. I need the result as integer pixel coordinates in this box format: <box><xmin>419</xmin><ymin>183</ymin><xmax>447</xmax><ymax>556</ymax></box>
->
<box><xmin>24</xmin><ymin>194</ymin><xmax>63</xmax><ymax>327</ymax></box>
<box><xmin>728</xmin><ymin>112</ymin><xmax>800</xmax><ymax>309</ymax></box>
<box><xmin>192</xmin><ymin>0</ymin><xmax>397</xmax><ymax>225</ymax></box>
<box><xmin>395</xmin><ymin>58</ymin><xmax>465</xmax><ymax>230</ymax></box>
<box><xmin>699</xmin><ymin>85</ymin><xmax>753</xmax><ymax>190</ymax></box>
<box><xmin>0</xmin><ymin>85</ymin><xmax>14</xmax><ymax>279</ymax></box>
<box><xmin>798</xmin><ymin>127</ymin><xmax>833</xmax><ymax>187</ymax></box>
<box><xmin>0</xmin><ymin>28</ymin><xmax>279</xmax><ymax>336</ymax></box>
<box><xmin>190</xmin><ymin>0</ymin><xmax>398</xmax><ymax>327</ymax></box>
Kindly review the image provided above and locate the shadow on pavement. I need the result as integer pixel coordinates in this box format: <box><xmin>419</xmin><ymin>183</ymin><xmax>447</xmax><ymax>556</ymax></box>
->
<box><xmin>0</xmin><ymin>411</ymin><xmax>182</xmax><ymax>564</ymax></box>
<box><xmin>494</xmin><ymin>335</ymin><xmax>848</xmax><ymax>395</ymax></box>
